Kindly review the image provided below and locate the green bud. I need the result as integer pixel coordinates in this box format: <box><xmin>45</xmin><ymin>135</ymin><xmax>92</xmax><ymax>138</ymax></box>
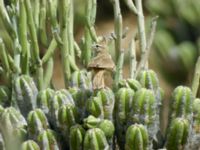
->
<box><xmin>37</xmin><ymin>129</ymin><xmax>60</xmax><ymax>150</ymax></box>
<box><xmin>125</xmin><ymin>124</ymin><xmax>149</xmax><ymax>150</ymax></box>
<box><xmin>21</xmin><ymin>140</ymin><xmax>40</xmax><ymax>150</ymax></box>
<box><xmin>70</xmin><ymin>125</ymin><xmax>85</xmax><ymax>150</ymax></box>
<box><xmin>49</xmin><ymin>89</ymin><xmax>74</xmax><ymax>127</ymax></box>
<box><xmin>12</xmin><ymin>75</ymin><xmax>38</xmax><ymax>117</ymax></box>
<box><xmin>0</xmin><ymin>86</ymin><xmax>10</xmax><ymax>107</ymax></box>
<box><xmin>118</xmin><ymin>79</ymin><xmax>142</xmax><ymax>91</ymax></box>
<box><xmin>37</xmin><ymin>88</ymin><xmax>55</xmax><ymax>115</ymax></box>
<box><xmin>98</xmin><ymin>120</ymin><xmax>115</xmax><ymax>140</ymax></box>
<box><xmin>27</xmin><ymin>109</ymin><xmax>49</xmax><ymax>140</ymax></box>
<box><xmin>69</xmin><ymin>70</ymin><xmax>92</xmax><ymax>91</ymax></box>
<box><xmin>169</xmin><ymin>86</ymin><xmax>193</xmax><ymax>121</ymax></box>
<box><xmin>87</xmin><ymin>96</ymin><xmax>103</xmax><ymax>118</ymax></box>
<box><xmin>166</xmin><ymin>118</ymin><xmax>189</xmax><ymax>150</ymax></box>
<box><xmin>83</xmin><ymin>115</ymin><xmax>101</xmax><ymax>129</ymax></box>
<box><xmin>83</xmin><ymin>128</ymin><xmax>109</xmax><ymax>150</ymax></box>
<box><xmin>115</xmin><ymin>87</ymin><xmax>135</xmax><ymax>148</ymax></box>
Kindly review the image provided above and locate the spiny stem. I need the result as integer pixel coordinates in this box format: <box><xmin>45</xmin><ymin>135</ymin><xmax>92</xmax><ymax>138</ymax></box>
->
<box><xmin>135</xmin><ymin>0</ymin><xmax>147</xmax><ymax>61</ymax></box>
<box><xmin>192</xmin><ymin>56</ymin><xmax>200</xmax><ymax>97</ymax></box>
<box><xmin>129</xmin><ymin>37</ymin><xmax>137</xmax><ymax>78</ymax></box>
<box><xmin>135</xmin><ymin>17</ymin><xmax>157</xmax><ymax>77</ymax></box>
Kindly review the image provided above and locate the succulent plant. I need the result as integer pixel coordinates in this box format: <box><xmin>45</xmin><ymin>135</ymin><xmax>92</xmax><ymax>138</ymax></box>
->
<box><xmin>37</xmin><ymin>88</ymin><xmax>55</xmax><ymax>115</ymax></box>
<box><xmin>0</xmin><ymin>107</ymin><xmax>27</xmax><ymax>150</ymax></box>
<box><xmin>185</xmin><ymin>98</ymin><xmax>200</xmax><ymax>149</ymax></box>
<box><xmin>37</xmin><ymin>129</ymin><xmax>60</xmax><ymax>150</ymax></box>
<box><xmin>12</xmin><ymin>75</ymin><xmax>38</xmax><ymax>117</ymax></box>
<box><xmin>83</xmin><ymin>128</ymin><xmax>109</xmax><ymax>150</ymax></box>
<box><xmin>115</xmin><ymin>87</ymin><xmax>135</xmax><ymax>148</ymax></box>
<box><xmin>84</xmin><ymin>115</ymin><xmax>115</xmax><ymax>144</ymax></box>
<box><xmin>21</xmin><ymin>140</ymin><xmax>40</xmax><ymax>150</ymax></box>
<box><xmin>130</xmin><ymin>88</ymin><xmax>159</xmax><ymax>148</ymax></box>
<box><xmin>57</xmin><ymin>104</ymin><xmax>78</xmax><ymax>138</ymax></box>
<box><xmin>169</xmin><ymin>86</ymin><xmax>193</xmax><ymax>121</ymax></box>
<box><xmin>49</xmin><ymin>89</ymin><xmax>74</xmax><ymax>128</ymax></box>
<box><xmin>69</xmin><ymin>70</ymin><xmax>93</xmax><ymax>91</ymax></box>
<box><xmin>87</xmin><ymin>88</ymin><xmax>115</xmax><ymax>120</ymax></box>
<box><xmin>166</xmin><ymin>118</ymin><xmax>189</xmax><ymax>150</ymax></box>
<box><xmin>27</xmin><ymin>109</ymin><xmax>49</xmax><ymax>140</ymax></box>
<box><xmin>125</xmin><ymin>124</ymin><xmax>149</xmax><ymax>150</ymax></box>
<box><xmin>69</xmin><ymin>124</ymin><xmax>85</xmax><ymax>150</ymax></box>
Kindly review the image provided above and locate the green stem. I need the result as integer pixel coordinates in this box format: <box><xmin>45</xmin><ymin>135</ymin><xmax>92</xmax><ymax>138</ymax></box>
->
<box><xmin>135</xmin><ymin>0</ymin><xmax>147</xmax><ymax>60</ymax></box>
<box><xmin>192</xmin><ymin>56</ymin><xmax>200</xmax><ymax>97</ymax></box>
<box><xmin>24</xmin><ymin>0</ymin><xmax>40</xmax><ymax>63</ymax></box>
<box><xmin>43</xmin><ymin>58</ymin><xmax>54</xmax><ymax>89</ymax></box>
<box><xmin>42</xmin><ymin>38</ymin><xmax>57</xmax><ymax>64</ymax></box>
<box><xmin>39</xmin><ymin>6</ymin><xmax>48</xmax><ymax>47</ymax></box>
<box><xmin>135</xmin><ymin>17</ymin><xmax>157</xmax><ymax>77</ymax></box>
<box><xmin>68</xmin><ymin>0</ymin><xmax>75</xmax><ymax>61</ymax></box>
<box><xmin>18</xmin><ymin>0</ymin><xmax>29</xmax><ymax>74</ymax></box>
<box><xmin>114</xmin><ymin>49</ymin><xmax>124</xmax><ymax>88</ymax></box>
<box><xmin>83</xmin><ymin>28</ymin><xmax>92</xmax><ymax>65</ymax></box>
<box><xmin>111</xmin><ymin>0</ymin><xmax>123</xmax><ymax>61</ymax></box>
<box><xmin>59</xmin><ymin>0</ymin><xmax>71</xmax><ymax>87</ymax></box>
<box><xmin>129</xmin><ymin>37</ymin><xmax>137</xmax><ymax>78</ymax></box>
<box><xmin>124</xmin><ymin>0</ymin><xmax>138</xmax><ymax>14</ymax></box>
<box><xmin>74</xmin><ymin>41</ymin><xmax>81</xmax><ymax>58</ymax></box>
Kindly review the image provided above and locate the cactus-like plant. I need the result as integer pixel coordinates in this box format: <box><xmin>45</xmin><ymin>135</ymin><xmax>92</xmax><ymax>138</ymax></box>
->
<box><xmin>115</xmin><ymin>87</ymin><xmax>135</xmax><ymax>148</ymax></box>
<box><xmin>69</xmin><ymin>124</ymin><xmax>85</xmax><ymax>150</ymax></box>
<box><xmin>57</xmin><ymin>104</ymin><xmax>78</xmax><ymax>139</ymax></box>
<box><xmin>27</xmin><ymin>108</ymin><xmax>49</xmax><ymax>140</ymax></box>
<box><xmin>12</xmin><ymin>75</ymin><xmax>38</xmax><ymax>117</ymax></box>
<box><xmin>21</xmin><ymin>140</ymin><xmax>40</xmax><ymax>150</ymax></box>
<box><xmin>84</xmin><ymin>115</ymin><xmax>115</xmax><ymax>143</ymax></box>
<box><xmin>169</xmin><ymin>86</ymin><xmax>193</xmax><ymax>121</ymax></box>
<box><xmin>69</xmin><ymin>70</ymin><xmax>93</xmax><ymax>91</ymax></box>
<box><xmin>185</xmin><ymin>98</ymin><xmax>200</xmax><ymax>149</ymax></box>
<box><xmin>83</xmin><ymin>128</ymin><xmax>109</xmax><ymax>150</ymax></box>
<box><xmin>125</xmin><ymin>124</ymin><xmax>149</xmax><ymax>150</ymax></box>
<box><xmin>0</xmin><ymin>107</ymin><xmax>27</xmax><ymax>150</ymax></box>
<box><xmin>87</xmin><ymin>88</ymin><xmax>115</xmax><ymax>120</ymax></box>
<box><xmin>166</xmin><ymin>118</ymin><xmax>189</xmax><ymax>150</ymax></box>
<box><xmin>37</xmin><ymin>129</ymin><xmax>60</xmax><ymax>150</ymax></box>
<box><xmin>37</xmin><ymin>88</ymin><xmax>55</xmax><ymax>115</ymax></box>
<box><xmin>49</xmin><ymin>89</ymin><xmax>74</xmax><ymax>128</ymax></box>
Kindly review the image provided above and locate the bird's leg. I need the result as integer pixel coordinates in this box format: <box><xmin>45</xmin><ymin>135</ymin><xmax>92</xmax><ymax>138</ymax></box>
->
<box><xmin>92</xmin><ymin>69</ymin><xmax>105</xmax><ymax>89</ymax></box>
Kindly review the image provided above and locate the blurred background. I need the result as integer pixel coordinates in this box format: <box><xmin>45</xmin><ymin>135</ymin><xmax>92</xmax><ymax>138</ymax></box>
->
<box><xmin>1</xmin><ymin>0</ymin><xmax>200</xmax><ymax>98</ymax></box>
